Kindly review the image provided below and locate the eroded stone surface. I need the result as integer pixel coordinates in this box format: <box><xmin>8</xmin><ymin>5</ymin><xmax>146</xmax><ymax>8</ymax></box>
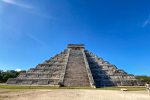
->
<box><xmin>6</xmin><ymin>49</ymin><xmax>68</xmax><ymax>86</ymax></box>
<box><xmin>84</xmin><ymin>50</ymin><xmax>146</xmax><ymax>87</ymax></box>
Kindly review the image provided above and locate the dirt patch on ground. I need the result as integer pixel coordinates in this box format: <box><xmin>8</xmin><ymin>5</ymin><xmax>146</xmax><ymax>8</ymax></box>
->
<box><xmin>0</xmin><ymin>89</ymin><xmax>150</xmax><ymax>100</ymax></box>
<box><xmin>0</xmin><ymin>89</ymin><xmax>27</xmax><ymax>100</ymax></box>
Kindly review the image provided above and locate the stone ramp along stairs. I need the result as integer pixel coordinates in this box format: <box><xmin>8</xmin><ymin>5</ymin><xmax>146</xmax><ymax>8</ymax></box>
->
<box><xmin>6</xmin><ymin>44</ymin><xmax>146</xmax><ymax>88</ymax></box>
<box><xmin>63</xmin><ymin>50</ymin><xmax>90</xmax><ymax>87</ymax></box>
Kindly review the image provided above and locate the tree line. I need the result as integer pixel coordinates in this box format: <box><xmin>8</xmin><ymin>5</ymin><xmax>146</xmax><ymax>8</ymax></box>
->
<box><xmin>0</xmin><ymin>70</ymin><xmax>26</xmax><ymax>83</ymax></box>
<box><xmin>135</xmin><ymin>75</ymin><xmax>150</xmax><ymax>83</ymax></box>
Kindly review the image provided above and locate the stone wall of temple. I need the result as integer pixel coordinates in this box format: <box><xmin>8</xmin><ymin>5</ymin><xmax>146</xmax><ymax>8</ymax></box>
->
<box><xmin>84</xmin><ymin>50</ymin><xmax>146</xmax><ymax>87</ymax></box>
<box><xmin>6</xmin><ymin>50</ymin><xmax>69</xmax><ymax>86</ymax></box>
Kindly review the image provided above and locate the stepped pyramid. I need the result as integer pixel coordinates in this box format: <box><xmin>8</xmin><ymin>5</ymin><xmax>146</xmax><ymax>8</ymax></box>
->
<box><xmin>6</xmin><ymin>44</ymin><xmax>146</xmax><ymax>87</ymax></box>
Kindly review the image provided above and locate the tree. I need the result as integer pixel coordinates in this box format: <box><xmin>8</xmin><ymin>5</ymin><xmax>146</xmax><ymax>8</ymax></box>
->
<box><xmin>135</xmin><ymin>75</ymin><xmax>150</xmax><ymax>83</ymax></box>
<box><xmin>0</xmin><ymin>69</ymin><xmax>3</xmax><ymax>83</ymax></box>
<box><xmin>0</xmin><ymin>69</ymin><xmax>26</xmax><ymax>83</ymax></box>
<box><xmin>0</xmin><ymin>69</ymin><xmax>3</xmax><ymax>74</ymax></box>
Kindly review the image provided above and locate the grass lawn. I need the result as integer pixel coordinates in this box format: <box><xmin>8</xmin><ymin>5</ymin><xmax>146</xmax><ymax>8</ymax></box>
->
<box><xmin>0</xmin><ymin>84</ymin><xmax>147</xmax><ymax>91</ymax></box>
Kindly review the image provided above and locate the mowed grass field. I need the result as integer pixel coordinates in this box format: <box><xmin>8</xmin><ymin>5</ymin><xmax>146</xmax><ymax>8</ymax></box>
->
<box><xmin>0</xmin><ymin>83</ymin><xmax>146</xmax><ymax>91</ymax></box>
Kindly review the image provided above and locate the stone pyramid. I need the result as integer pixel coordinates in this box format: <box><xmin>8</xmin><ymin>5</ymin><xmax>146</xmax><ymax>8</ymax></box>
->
<box><xmin>6</xmin><ymin>44</ymin><xmax>146</xmax><ymax>87</ymax></box>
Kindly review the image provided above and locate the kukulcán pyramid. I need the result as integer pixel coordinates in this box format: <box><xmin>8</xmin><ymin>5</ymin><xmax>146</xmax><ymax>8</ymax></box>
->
<box><xmin>6</xmin><ymin>44</ymin><xmax>146</xmax><ymax>88</ymax></box>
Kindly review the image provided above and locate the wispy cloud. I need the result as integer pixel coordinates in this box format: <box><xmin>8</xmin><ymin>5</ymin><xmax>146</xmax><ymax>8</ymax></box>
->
<box><xmin>27</xmin><ymin>10</ymin><xmax>62</xmax><ymax>21</ymax></box>
<box><xmin>142</xmin><ymin>15</ymin><xmax>150</xmax><ymax>27</ymax></box>
<box><xmin>28</xmin><ymin>11</ymin><xmax>54</xmax><ymax>19</ymax></box>
<box><xmin>142</xmin><ymin>67</ymin><xmax>146</xmax><ymax>69</ymax></box>
<box><xmin>134</xmin><ymin>65</ymin><xmax>147</xmax><ymax>70</ymax></box>
<box><xmin>135</xmin><ymin>65</ymin><xmax>142</xmax><ymax>67</ymax></box>
<box><xmin>1</xmin><ymin>0</ymin><xmax>61</xmax><ymax>21</ymax></box>
<box><xmin>26</xmin><ymin>33</ymin><xmax>48</xmax><ymax>47</ymax></box>
<box><xmin>2</xmin><ymin>0</ymin><xmax>32</xmax><ymax>8</ymax></box>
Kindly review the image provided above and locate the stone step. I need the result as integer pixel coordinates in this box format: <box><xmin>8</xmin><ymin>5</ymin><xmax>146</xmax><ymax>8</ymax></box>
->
<box><xmin>18</xmin><ymin>73</ymin><xmax>61</xmax><ymax>79</ymax></box>
<box><xmin>27</xmin><ymin>68</ymin><xmax>62</xmax><ymax>73</ymax></box>
<box><xmin>63</xmin><ymin>50</ymin><xmax>90</xmax><ymax>87</ymax></box>
<box><xmin>6</xmin><ymin>78</ymin><xmax>59</xmax><ymax>85</ymax></box>
<box><xmin>94</xmin><ymin>80</ymin><xmax>146</xmax><ymax>86</ymax></box>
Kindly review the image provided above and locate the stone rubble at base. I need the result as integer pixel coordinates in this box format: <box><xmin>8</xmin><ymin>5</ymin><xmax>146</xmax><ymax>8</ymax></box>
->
<box><xmin>6</xmin><ymin>44</ymin><xmax>146</xmax><ymax>87</ymax></box>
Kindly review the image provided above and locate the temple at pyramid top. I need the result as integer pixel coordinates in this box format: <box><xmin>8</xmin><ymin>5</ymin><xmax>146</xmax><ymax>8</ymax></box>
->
<box><xmin>67</xmin><ymin>44</ymin><xmax>85</xmax><ymax>50</ymax></box>
<box><xmin>6</xmin><ymin>44</ymin><xmax>146</xmax><ymax>88</ymax></box>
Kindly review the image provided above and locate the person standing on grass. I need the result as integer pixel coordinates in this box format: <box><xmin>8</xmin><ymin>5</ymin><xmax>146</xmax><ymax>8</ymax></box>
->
<box><xmin>145</xmin><ymin>83</ymin><xmax>150</xmax><ymax>95</ymax></box>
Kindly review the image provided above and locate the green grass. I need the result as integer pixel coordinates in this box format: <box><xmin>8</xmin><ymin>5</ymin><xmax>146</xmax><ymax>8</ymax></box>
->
<box><xmin>0</xmin><ymin>86</ymin><xmax>58</xmax><ymax>89</ymax></box>
<box><xmin>0</xmin><ymin>85</ymin><xmax>147</xmax><ymax>91</ymax></box>
<box><xmin>0</xmin><ymin>85</ymin><xmax>93</xmax><ymax>89</ymax></box>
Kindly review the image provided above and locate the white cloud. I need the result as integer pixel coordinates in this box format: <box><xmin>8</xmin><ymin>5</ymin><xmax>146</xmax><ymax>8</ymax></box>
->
<box><xmin>15</xmin><ymin>69</ymin><xmax>21</xmax><ymax>72</ymax></box>
<box><xmin>2</xmin><ymin>0</ymin><xmax>32</xmax><ymax>8</ymax></box>
<box><xmin>142</xmin><ymin>15</ymin><xmax>150</xmax><ymax>27</ymax></box>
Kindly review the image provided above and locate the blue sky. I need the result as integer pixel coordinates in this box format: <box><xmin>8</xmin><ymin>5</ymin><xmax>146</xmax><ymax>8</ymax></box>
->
<box><xmin>0</xmin><ymin>0</ymin><xmax>150</xmax><ymax>76</ymax></box>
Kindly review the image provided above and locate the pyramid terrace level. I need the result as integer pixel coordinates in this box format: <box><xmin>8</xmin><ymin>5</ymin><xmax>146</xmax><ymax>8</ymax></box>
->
<box><xmin>6</xmin><ymin>44</ymin><xmax>146</xmax><ymax>88</ymax></box>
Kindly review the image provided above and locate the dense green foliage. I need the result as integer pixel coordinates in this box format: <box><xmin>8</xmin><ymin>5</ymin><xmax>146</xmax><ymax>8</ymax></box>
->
<box><xmin>0</xmin><ymin>70</ymin><xmax>26</xmax><ymax>83</ymax></box>
<box><xmin>135</xmin><ymin>75</ymin><xmax>150</xmax><ymax>83</ymax></box>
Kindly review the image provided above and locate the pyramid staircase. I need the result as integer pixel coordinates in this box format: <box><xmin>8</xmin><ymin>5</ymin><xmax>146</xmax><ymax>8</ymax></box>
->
<box><xmin>63</xmin><ymin>50</ymin><xmax>90</xmax><ymax>87</ymax></box>
<box><xmin>6</xmin><ymin>44</ymin><xmax>146</xmax><ymax>87</ymax></box>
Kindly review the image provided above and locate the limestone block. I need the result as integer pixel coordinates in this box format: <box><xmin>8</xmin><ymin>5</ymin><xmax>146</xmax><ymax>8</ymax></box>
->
<box><xmin>32</xmin><ymin>81</ymin><xmax>38</xmax><ymax>85</ymax></box>
<box><xmin>110</xmin><ymin>76</ymin><xmax>122</xmax><ymax>79</ymax></box>
<box><xmin>38</xmin><ymin>75</ymin><xmax>44</xmax><ymax>78</ymax></box>
<box><xmin>50</xmin><ymin>57</ymin><xmax>54</xmax><ymax>59</ymax></box>
<box><xmin>27</xmin><ymin>68</ymin><xmax>34</xmax><ymax>73</ymax></box>
<box><xmin>48</xmin><ymin>81</ymin><xmax>54</xmax><ymax>85</ymax></box>
<box><xmin>27</xmin><ymin>74</ymin><xmax>39</xmax><ymax>79</ymax></box>
<box><xmin>22</xmin><ymin>81</ymin><xmax>32</xmax><ymax>84</ymax></box>
<box><xmin>55</xmin><ymin>54</ymin><xmax>59</xmax><ymax>57</ymax></box>
<box><xmin>131</xmin><ymin>81</ymin><xmax>138</xmax><ymax>86</ymax></box>
<box><xmin>38</xmin><ymin>81</ymin><xmax>48</xmax><ymax>85</ymax></box>
<box><xmin>98</xmin><ymin>61</ymin><xmax>103</xmax><ymax>64</ymax></box>
<box><xmin>121</xmin><ymin>81</ymin><xmax>132</xmax><ymax>86</ymax></box>
<box><xmin>137</xmin><ymin>80</ymin><xmax>146</xmax><ymax>86</ymax></box>
<box><xmin>84</xmin><ymin>50</ymin><xmax>89</xmax><ymax>52</ymax></box>
<box><xmin>18</xmin><ymin>74</ymin><xmax>26</xmax><ymax>78</ymax></box>
<box><xmin>102</xmin><ymin>61</ymin><xmax>110</xmax><ymax>65</ymax></box>
<box><xmin>7</xmin><ymin>80</ymin><xmax>17</xmax><ymax>84</ymax></box>
<box><xmin>116</xmin><ymin>82</ymin><xmax>121</xmax><ymax>86</ymax></box>
<box><xmin>17</xmin><ymin>81</ymin><xmax>22</xmax><ymax>85</ymax></box>
<box><xmin>106</xmin><ymin>81</ymin><xmax>117</xmax><ymax>86</ymax></box>
<box><xmin>122</xmin><ymin>75</ymin><xmax>135</xmax><ymax>79</ymax></box>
